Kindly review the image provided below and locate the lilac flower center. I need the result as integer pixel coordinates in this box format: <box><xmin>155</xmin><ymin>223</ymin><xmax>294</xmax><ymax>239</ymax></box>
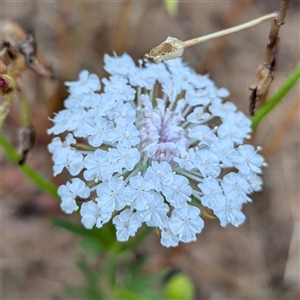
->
<box><xmin>139</xmin><ymin>102</ymin><xmax>189</xmax><ymax>163</ymax></box>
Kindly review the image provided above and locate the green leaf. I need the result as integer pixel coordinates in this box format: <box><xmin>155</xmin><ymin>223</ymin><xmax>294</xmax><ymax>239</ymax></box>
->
<box><xmin>51</xmin><ymin>217</ymin><xmax>121</xmax><ymax>250</ymax></box>
<box><xmin>113</xmin><ymin>288</ymin><xmax>151</xmax><ymax>300</ymax></box>
<box><xmin>51</xmin><ymin>217</ymin><xmax>94</xmax><ymax>237</ymax></box>
<box><xmin>117</xmin><ymin>254</ymin><xmax>168</xmax><ymax>299</ymax></box>
<box><xmin>66</xmin><ymin>258</ymin><xmax>103</xmax><ymax>300</ymax></box>
<box><xmin>78</xmin><ymin>237</ymin><xmax>104</xmax><ymax>257</ymax></box>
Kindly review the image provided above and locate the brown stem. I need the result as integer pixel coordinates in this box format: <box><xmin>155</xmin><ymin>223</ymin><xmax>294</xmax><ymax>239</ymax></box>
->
<box><xmin>265</xmin><ymin>0</ymin><xmax>289</xmax><ymax>62</ymax></box>
<box><xmin>249</xmin><ymin>0</ymin><xmax>289</xmax><ymax>116</ymax></box>
<box><xmin>183</xmin><ymin>13</ymin><xmax>277</xmax><ymax>48</ymax></box>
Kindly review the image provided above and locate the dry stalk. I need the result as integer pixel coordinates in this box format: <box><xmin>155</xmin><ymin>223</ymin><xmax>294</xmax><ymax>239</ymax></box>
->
<box><xmin>265</xmin><ymin>0</ymin><xmax>289</xmax><ymax>62</ymax></box>
<box><xmin>1</xmin><ymin>20</ymin><xmax>53</xmax><ymax>164</ymax></box>
<box><xmin>249</xmin><ymin>0</ymin><xmax>289</xmax><ymax>116</ymax></box>
<box><xmin>145</xmin><ymin>12</ymin><xmax>278</xmax><ymax>63</ymax></box>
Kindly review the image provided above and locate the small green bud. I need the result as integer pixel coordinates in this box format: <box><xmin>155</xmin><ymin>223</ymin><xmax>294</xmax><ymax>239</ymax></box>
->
<box><xmin>164</xmin><ymin>273</ymin><xmax>195</xmax><ymax>300</ymax></box>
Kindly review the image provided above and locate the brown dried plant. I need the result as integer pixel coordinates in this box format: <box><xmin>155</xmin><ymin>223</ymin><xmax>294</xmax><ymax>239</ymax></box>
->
<box><xmin>249</xmin><ymin>0</ymin><xmax>289</xmax><ymax>116</ymax></box>
<box><xmin>0</xmin><ymin>20</ymin><xmax>54</xmax><ymax>165</ymax></box>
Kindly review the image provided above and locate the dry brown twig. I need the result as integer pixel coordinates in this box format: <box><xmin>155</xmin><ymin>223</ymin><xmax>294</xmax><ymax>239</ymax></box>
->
<box><xmin>1</xmin><ymin>20</ymin><xmax>54</xmax><ymax>165</ymax></box>
<box><xmin>249</xmin><ymin>0</ymin><xmax>289</xmax><ymax>116</ymax></box>
<box><xmin>265</xmin><ymin>0</ymin><xmax>289</xmax><ymax>62</ymax></box>
<box><xmin>145</xmin><ymin>12</ymin><xmax>278</xmax><ymax>63</ymax></box>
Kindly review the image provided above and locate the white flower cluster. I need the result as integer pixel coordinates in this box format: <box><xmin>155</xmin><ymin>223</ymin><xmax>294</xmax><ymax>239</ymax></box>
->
<box><xmin>48</xmin><ymin>53</ymin><xmax>266</xmax><ymax>247</ymax></box>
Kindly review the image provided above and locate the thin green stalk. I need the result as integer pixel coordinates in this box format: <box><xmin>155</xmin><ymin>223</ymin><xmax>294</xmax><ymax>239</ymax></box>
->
<box><xmin>102</xmin><ymin>250</ymin><xmax>118</xmax><ymax>287</ymax></box>
<box><xmin>251</xmin><ymin>63</ymin><xmax>300</xmax><ymax>128</ymax></box>
<box><xmin>19</xmin><ymin>91</ymin><xmax>32</xmax><ymax>127</ymax></box>
<box><xmin>0</xmin><ymin>134</ymin><xmax>59</xmax><ymax>200</ymax></box>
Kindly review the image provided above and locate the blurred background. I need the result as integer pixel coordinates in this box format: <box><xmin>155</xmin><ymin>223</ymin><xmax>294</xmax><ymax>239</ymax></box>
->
<box><xmin>1</xmin><ymin>1</ymin><xmax>299</xmax><ymax>299</ymax></box>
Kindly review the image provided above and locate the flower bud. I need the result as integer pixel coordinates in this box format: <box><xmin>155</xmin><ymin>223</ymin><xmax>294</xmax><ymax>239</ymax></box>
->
<box><xmin>164</xmin><ymin>273</ymin><xmax>195</xmax><ymax>300</ymax></box>
<box><xmin>0</xmin><ymin>74</ymin><xmax>16</xmax><ymax>95</ymax></box>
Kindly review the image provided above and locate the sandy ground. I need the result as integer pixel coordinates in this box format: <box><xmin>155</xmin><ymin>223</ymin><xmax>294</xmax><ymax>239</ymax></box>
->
<box><xmin>1</xmin><ymin>1</ymin><xmax>299</xmax><ymax>299</ymax></box>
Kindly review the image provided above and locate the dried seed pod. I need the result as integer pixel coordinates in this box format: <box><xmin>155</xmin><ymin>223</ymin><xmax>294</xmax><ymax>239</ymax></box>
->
<box><xmin>249</xmin><ymin>39</ymin><xmax>278</xmax><ymax>116</ymax></box>
<box><xmin>145</xmin><ymin>37</ymin><xmax>185</xmax><ymax>63</ymax></box>
<box><xmin>18</xmin><ymin>125</ymin><xmax>36</xmax><ymax>165</ymax></box>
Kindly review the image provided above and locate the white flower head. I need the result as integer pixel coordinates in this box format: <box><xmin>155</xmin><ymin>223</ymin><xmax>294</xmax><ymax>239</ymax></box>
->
<box><xmin>48</xmin><ymin>54</ymin><xmax>266</xmax><ymax>247</ymax></box>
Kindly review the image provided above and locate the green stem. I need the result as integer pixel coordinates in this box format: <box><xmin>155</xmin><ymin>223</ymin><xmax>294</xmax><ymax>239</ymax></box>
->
<box><xmin>251</xmin><ymin>63</ymin><xmax>300</xmax><ymax>128</ymax></box>
<box><xmin>0</xmin><ymin>134</ymin><xmax>59</xmax><ymax>200</ymax></box>
<box><xmin>102</xmin><ymin>250</ymin><xmax>118</xmax><ymax>287</ymax></box>
<box><xmin>19</xmin><ymin>91</ymin><xmax>32</xmax><ymax>127</ymax></box>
